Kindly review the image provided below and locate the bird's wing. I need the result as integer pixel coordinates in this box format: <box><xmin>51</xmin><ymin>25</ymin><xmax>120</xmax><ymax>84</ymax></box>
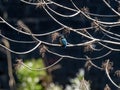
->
<box><xmin>61</xmin><ymin>38</ymin><xmax>67</xmax><ymax>45</ymax></box>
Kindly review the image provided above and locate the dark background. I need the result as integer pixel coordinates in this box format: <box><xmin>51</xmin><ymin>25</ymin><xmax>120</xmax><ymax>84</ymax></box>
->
<box><xmin>0</xmin><ymin>0</ymin><xmax>120</xmax><ymax>90</ymax></box>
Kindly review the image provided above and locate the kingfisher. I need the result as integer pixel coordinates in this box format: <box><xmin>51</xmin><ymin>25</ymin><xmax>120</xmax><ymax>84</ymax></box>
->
<box><xmin>59</xmin><ymin>35</ymin><xmax>67</xmax><ymax>48</ymax></box>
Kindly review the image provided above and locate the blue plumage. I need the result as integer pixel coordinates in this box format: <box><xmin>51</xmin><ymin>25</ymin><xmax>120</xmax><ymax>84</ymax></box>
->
<box><xmin>59</xmin><ymin>35</ymin><xmax>67</xmax><ymax>48</ymax></box>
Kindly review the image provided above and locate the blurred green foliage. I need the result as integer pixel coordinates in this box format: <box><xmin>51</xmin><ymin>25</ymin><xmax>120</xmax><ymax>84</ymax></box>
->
<box><xmin>16</xmin><ymin>58</ymin><xmax>47</xmax><ymax>90</ymax></box>
<box><xmin>16</xmin><ymin>59</ymin><xmax>90</xmax><ymax>90</ymax></box>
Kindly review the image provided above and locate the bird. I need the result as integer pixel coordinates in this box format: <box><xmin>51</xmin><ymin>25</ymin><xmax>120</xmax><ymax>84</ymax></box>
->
<box><xmin>59</xmin><ymin>35</ymin><xmax>67</xmax><ymax>48</ymax></box>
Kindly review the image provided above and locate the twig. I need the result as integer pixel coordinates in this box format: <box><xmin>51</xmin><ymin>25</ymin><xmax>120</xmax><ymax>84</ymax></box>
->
<box><xmin>2</xmin><ymin>39</ymin><xmax>16</xmax><ymax>90</ymax></box>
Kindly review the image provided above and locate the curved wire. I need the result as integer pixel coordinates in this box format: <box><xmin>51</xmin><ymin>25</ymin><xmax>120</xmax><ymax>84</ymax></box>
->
<box><xmin>102</xmin><ymin>0</ymin><xmax>120</xmax><ymax>16</ymax></box>
<box><xmin>69</xmin><ymin>0</ymin><xmax>120</xmax><ymax>25</ymax></box>
<box><xmin>45</xmin><ymin>3</ymin><xmax>80</xmax><ymax>18</ymax></box>
<box><xmin>20</xmin><ymin>0</ymin><xmax>52</xmax><ymax>5</ymax></box>
<box><xmin>101</xmin><ymin>31</ymin><xmax>120</xmax><ymax>41</ymax></box>
<box><xmin>20</xmin><ymin>0</ymin><xmax>120</xmax><ymax>25</ymax></box>
<box><xmin>0</xmin><ymin>41</ymin><xmax>41</xmax><ymax>54</ymax></box>
<box><xmin>0</xmin><ymin>17</ymin><xmax>65</xmax><ymax>36</ymax></box>
<box><xmin>46</xmin><ymin>48</ymin><xmax>112</xmax><ymax>61</ymax></box>
<box><xmin>99</xmin><ymin>42</ymin><xmax>120</xmax><ymax>51</ymax></box>
<box><xmin>0</xmin><ymin>33</ymin><xmax>37</xmax><ymax>43</ymax></box>
<box><xmin>105</xmin><ymin>60</ymin><xmax>120</xmax><ymax>88</ymax></box>
<box><xmin>21</xmin><ymin>57</ymin><xmax>63</xmax><ymax>71</ymax></box>
<box><xmin>85</xmin><ymin>56</ymin><xmax>103</xmax><ymax>70</ymax></box>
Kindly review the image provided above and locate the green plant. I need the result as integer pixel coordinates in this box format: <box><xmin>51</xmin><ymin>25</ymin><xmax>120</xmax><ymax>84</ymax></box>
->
<box><xmin>16</xmin><ymin>58</ymin><xmax>47</xmax><ymax>90</ymax></box>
